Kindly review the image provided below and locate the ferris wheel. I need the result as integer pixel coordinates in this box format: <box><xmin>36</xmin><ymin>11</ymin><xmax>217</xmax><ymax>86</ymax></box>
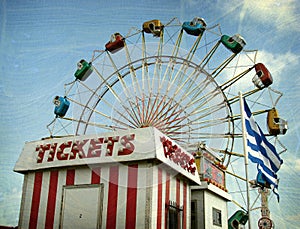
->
<box><xmin>47</xmin><ymin>17</ymin><xmax>287</xmax><ymax>217</ymax></box>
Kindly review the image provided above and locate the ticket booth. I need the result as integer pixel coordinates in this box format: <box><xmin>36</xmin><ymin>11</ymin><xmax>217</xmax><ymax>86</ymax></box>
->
<box><xmin>14</xmin><ymin>127</ymin><xmax>202</xmax><ymax>229</ymax></box>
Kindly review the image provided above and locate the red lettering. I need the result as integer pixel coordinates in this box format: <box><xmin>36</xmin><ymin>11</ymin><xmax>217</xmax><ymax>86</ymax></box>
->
<box><xmin>47</xmin><ymin>143</ymin><xmax>57</xmax><ymax>162</ymax></box>
<box><xmin>69</xmin><ymin>140</ymin><xmax>88</xmax><ymax>160</ymax></box>
<box><xmin>87</xmin><ymin>138</ymin><xmax>104</xmax><ymax>158</ymax></box>
<box><xmin>56</xmin><ymin>141</ymin><xmax>72</xmax><ymax>160</ymax></box>
<box><xmin>104</xmin><ymin>136</ymin><xmax>119</xmax><ymax>156</ymax></box>
<box><xmin>161</xmin><ymin>137</ymin><xmax>176</xmax><ymax>158</ymax></box>
<box><xmin>118</xmin><ymin>134</ymin><xmax>135</xmax><ymax>156</ymax></box>
<box><xmin>35</xmin><ymin>134</ymin><xmax>137</xmax><ymax>164</ymax></box>
<box><xmin>36</xmin><ymin>144</ymin><xmax>50</xmax><ymax>163</ymax></box>
<box><xmin>160</xmin><ymin>137</ymin><xmax>196</xmax><ymax>174</ymax></box>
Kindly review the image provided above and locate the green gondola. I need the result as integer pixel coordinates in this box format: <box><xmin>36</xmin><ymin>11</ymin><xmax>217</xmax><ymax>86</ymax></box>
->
<box><xmin>74</xmin><ymin>59</ymin><xmax>93</xmax><ymax>81</ymax></box>
<box><xmin>228</xmin><ymin>210</ymin><xmax>248</xmax><ymax>229</ymax></box>
<box><xmin>221</xmin><ymin>34</ymin><xmax>246</xmax><ymax>54</ymax></box>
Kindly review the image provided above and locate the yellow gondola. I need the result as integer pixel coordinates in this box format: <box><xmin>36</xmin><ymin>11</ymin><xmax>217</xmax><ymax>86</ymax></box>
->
<box><xmin>142</xmin><ymin>19</ymin><xmax>163</xmax><ymax>37</ymax></box>
<box><xmin>267</xmin><ymin>108</ymin><xmax>288</xmax><ymax>135</ymax></box>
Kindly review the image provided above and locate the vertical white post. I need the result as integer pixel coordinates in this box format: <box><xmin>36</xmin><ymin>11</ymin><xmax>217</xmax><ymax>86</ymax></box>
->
<box><xmin>239</xmin><ymin>91</ymin><xmax>252</xmax><ymax>229</ymax></box>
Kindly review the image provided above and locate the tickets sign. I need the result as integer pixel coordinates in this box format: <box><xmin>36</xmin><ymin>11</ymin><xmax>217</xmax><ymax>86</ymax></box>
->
<box><xmin>14</xmin><ymin>127</ymin><xmax>200</xmax><ymax>184</ymax></box>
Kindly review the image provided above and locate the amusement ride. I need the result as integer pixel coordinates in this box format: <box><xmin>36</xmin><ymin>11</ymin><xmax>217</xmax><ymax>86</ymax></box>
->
<box><xmin>46</xmin><ymin>17</ymin><xmax>288</xmax><ymax>228</ymax></box>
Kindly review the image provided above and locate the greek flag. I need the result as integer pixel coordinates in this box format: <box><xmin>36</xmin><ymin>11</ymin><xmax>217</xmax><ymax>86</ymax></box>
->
<box><xmin>243</xmin><ymin>98</ymin><xmax>283</xmax><ymax>201</ymax></box>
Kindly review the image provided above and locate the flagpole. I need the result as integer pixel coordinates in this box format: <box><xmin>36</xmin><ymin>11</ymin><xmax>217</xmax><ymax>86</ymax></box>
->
<box><xmin>239</xmin><ymin>91</ymin><xmax>252</xmax><ymax>229</ymax></box>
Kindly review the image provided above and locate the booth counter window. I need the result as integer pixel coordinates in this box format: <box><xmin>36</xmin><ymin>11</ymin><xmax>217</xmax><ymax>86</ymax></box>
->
<box><xmin>212</xmin><ymin>207</ymin><xmax>222</xmax><ymax>227</ymax></box>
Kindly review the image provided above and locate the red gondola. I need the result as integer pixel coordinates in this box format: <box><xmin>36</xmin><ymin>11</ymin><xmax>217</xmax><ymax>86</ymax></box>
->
<box><xmin>105</xmin><ymin>33</ymin><xmax>125</xmax><ymax>53</ymax></box>
<box><xmin>252</xmin><ymin>63</ymin><xmax>273</xmax><ymax>89</ymax></box>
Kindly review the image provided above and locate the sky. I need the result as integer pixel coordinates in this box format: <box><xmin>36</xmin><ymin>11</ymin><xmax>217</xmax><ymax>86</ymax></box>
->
<box><xmin>0</xmin><ymin>0</ymin><xmax>299</xmax><ymax>228</ymax></box>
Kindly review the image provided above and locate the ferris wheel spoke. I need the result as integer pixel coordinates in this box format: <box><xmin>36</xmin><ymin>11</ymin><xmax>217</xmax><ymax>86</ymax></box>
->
<box><xmin>140</xmin><ymin>33</ymin><xmax>152</xmax><ymax>122</ymax></box>
<box><xmin>152</xmin><ymin>76</ymin><xmax>211</xmax><ymax>127</ymax></box>
<box><xmin>211</xmin><ymin>53</ymin><xmax>238</xmax><ymax>78</ymax></box>
<box><xmin>164</xmin><ymin>111</ymin><xmax>230</xmax><ymax>135</ymax></box>
<box><xmin>185</xmin><ymin>33</ymin><xmax>205</xmax><ymax>62</ymax></box>
<box><xmin>147</xmin><ymin>59</ymin><xmax>192</xmax><ymax>125</ymax></box>
<box><xmin>94</xmin><ymin>94</ymin><xmax>142</xmax><ymax>128</ymax></box>
<box><xmin>151</xmin><ymin>30</ymin><xmax>165</xmax><ymax>91</ymax></box>
<box><xmin>76</xmin><ymin>80</ymin><xmax>141</xmax><ymax>127</ymax></box>
<box><xmin>158</xmin><ymin>31</ymin><xmax>185</xmax><ymax>93</ymax></box>
<box><xmin>170</xmin><ymin>29</ymin><xmax>183</xmax><ymax>57</ymax></box>
<box><xmin>160</xmin><ymin>114</ymin><xmax>229</xmax><ymax>133</ymax></box>
<box><xmin>148</xmin><ymin>96</ymin><xmax>178</xmax><ymax>126</ymax></box>
<box><xmin>62</xmin><ymin>116</ymin><xmax>128</xmax><ymax>131</ymax></box>
<box><xmin>166</xmin><ymin>72</ymin><xmax>209</xmax><ymax>112</ymax></box>
<box><xmin>220</xmin><ymin>67</ymin><xmax>253</xmax><ymax>90</ymax></box>
<box><xmin>168</xmin><ymin>132</ymin><xmax>233</xmax><ymax>140</ymax></box>
<box><xmin>66</xmin><ymin>97</ymin><xmax>107</xmax><ymax>121</ymax></box>
<box><xmin>146</xmin><ymin>58</ymin><xmax>169</xmax><ymax>125</ymax></box>
<box><xmin>141</xmin><ymin>33</ymin><xmax>152</xmax><ymax>95</ymax></box>
<box><xmin>268</xmin><ymin>87</ymin><xmax>283</xmax><ymax>107</ymax></box>
<box><xmin>145</xmin><ymin>95</ymin><xmax>167</xmax><ymax>126</ymax></box>
<box><xmin>123</xmin><ymin>42</ymin><xmax>145</xmax><ymax>121</ymax></box>
<box><xmin>189</xmin><ymin>117</ymin><xmax>230</xmax><ymax>131</ymax></box>
<box><xmin>168</xmin><ymin>88</ymin><xmax>220</xmax><ymax>124</ymax></box>
<box><xmin>155</xmin><ymin>77</ymin><xmax>224</xmax><ymax>133</ymax></box>
<box><xmin>106</xmin><ymin>52</ymin><xmax>136</xmax><ymax>98</ymax></box>
<box><xmin>190</xmin><ymin>100</ymin><xmax>226</xmax><ymax>117</ymax></box>
<box><xmin>124</xmin><ymin>42</ymin><xmax>143</xmax><ymax>96</ymax></box>
<box><xmin>227</xmin><ymin>88</ymin><xmax>260</xmax><ymax>104</ymax></box>
<box><xmin>190</xmin><ymin>88</ymin><xmax>221</xmax><ymax>110</ymax></box>
<box><xmin>93</xmin><ymin>66</ymin><xmax>142</xmax><ymax>125</ymax></box>
<box><xmin>231</xmin><ymin>109</ymin><xmax>269</xmax><ymax>122</ymax></box>
<box><xmin>243</xmin><ymin>49</ymin><xmax>258</xmax><ymax>64</ymax></box>
<box><xmin>170</xmin><ymin>59</ymin><xmax>200</xmax><ymax>91</ymax></box>
<box><xmin>162</xmin><ymin>94</ymin><xmax>226</xmax><ymax>132</ymax></box>
<box><xmin>163</xmin><ymin>25</ymin><xmax>182</xmax><ymax>49</ymax></box>
<box><xmin>67</xmin><ymin>101</ymin><xmax>137</xmax><ymax>130</ymax></box>
<box><xmin>193</xmin><ymin>118</ymin><xmax>231</xmax><ymax>129</ymax></box>
<box><xmin>145</xmin><ymin>92</ymin><xmax>173</xmax><ymax>127</ymax></box>
<box><xmin>198</xmin><ymin>41</ymin><xmax>221</xmax><ymax>68</ymax></box>
<box><xmin>164</xmin><ymin>17</ymin><xmax>182</xmax><ymax>27</ymax></box>
<box><xmin>157</xmin><ymin>29</ymin><xmax>164</xmax><ymax>57</ymax></box>
<box><xmin>157</xmin><ymin>58</ymin><xmax>196</xmax><ymax>106</ymax></box>
<box><xmin>160</xmin><ymin>63</ymin><xmax>212</xmax><ymax>114</ymax></box>
<box><xmin>156</xmin><ymin>61</ymin><xmax>200</xmax><ymax>118</ymax></box>
<box><xmin>206</xmin><ymin>24</ymin><xmax>222</xmax><ymax>36</ymax></box>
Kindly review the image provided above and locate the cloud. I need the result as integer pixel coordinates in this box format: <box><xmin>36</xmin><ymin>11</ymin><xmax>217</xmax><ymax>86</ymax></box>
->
<box><xmin>256</xmin><ymin>50</ymin><xmax>299</xmax><ymax>81</ymax></box>
<box><xmin>239</xmin><ymin>0</ymin><xmax>299</xmax><ymax>32</ymax></box>
<box><xmin>280</xmin><ymin>156</ymin><xmax>300</xmax><ymax>174</ymax></box>
<box><xmin>295</xmin><ymin>159</ymin><xmax>300</xmax><ymax>171</ymax></box>
<box><xmin>286</xmin><ymin>213</ymin><xmax>300</xmax><ymax>221</ymax></box>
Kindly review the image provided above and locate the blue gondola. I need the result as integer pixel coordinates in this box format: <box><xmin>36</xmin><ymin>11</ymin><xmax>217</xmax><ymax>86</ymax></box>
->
<box><xmin>182</xmin><ymin>17</ymin><xmax>207</xmax><ymax>36</ymax></box>
<box><xmin>53</xmin><ymin>96</ymin><xmax>70</xmax><ymax>117</ymax></box>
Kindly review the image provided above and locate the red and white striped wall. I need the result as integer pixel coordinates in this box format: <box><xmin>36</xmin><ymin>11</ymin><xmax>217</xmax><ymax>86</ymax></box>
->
<box><xmin>18</xmin><ymin>162</ymin><xmax>191</xmax><ymax>229</ymax></box>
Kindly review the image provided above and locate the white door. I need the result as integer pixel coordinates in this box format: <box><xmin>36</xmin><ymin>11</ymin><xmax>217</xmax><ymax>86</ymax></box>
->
<box><xmin>60</xmin><ymin>184</ymin><xmax>103</xmax><ymax>229</ymax></box>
